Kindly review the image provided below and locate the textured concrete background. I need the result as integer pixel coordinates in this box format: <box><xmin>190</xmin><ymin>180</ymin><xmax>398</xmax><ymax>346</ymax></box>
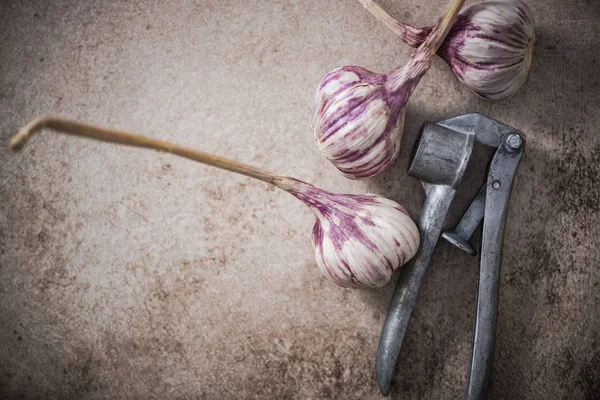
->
<box><xmin>1</xmin><ymin>0</ymin><xmax>599</xmax><ymax>399</ymax></box>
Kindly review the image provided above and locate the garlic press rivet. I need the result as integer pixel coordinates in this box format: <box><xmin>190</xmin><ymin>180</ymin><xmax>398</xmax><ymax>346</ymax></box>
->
<box><xmin>505</xmin><ymin>133</ymin><xmax>523</xmax><ymax>151</ymax></box>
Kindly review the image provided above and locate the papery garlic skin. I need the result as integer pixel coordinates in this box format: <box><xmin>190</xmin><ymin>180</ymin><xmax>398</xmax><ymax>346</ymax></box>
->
<box><xmin>312</xmin><ymin>66</ymin><xmax>405</xmax><ymax>180</ymax></box>
<box><xmin>283</xmin><ymin>178</ymin><xmax>419</xmax><ymax>288</ymax></box>
<box><xmin>312</xmin><ymin>0</ymin><xmax>464</xmax><ymax>179</ymax></box>
<box><xmin>311</xmin><ymin>57</ymin><xmax>431</xmax><ymax>180</ymax></box>
<box><xmin>417</xmin><ymin>0</ymin><xmax>535</xmax><ymax>100</ymax></box>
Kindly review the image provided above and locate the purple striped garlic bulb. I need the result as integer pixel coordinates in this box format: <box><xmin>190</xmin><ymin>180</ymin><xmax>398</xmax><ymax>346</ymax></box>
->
<box><xmin>11</xmin><ymin>117</ymin><xmax>420</xmax><ymax>289</ymax></box>
<box><xmin>279</xmin><ymin>178</ymin><xmax>419</xmax><ymax>288</ymax></box>
<box><xmin>360</xmin><ymin>0</ymin><xmax>536</xmax><ymax>100</ymax></box>
<box><xmin>312</xmin><ymin>0</ymin><xmax>465</xmax><ymax>180</ymax></box>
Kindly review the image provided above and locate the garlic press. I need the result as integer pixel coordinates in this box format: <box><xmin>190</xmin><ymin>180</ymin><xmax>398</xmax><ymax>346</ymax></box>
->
<box><xmin>376</xmin><ymin>113</ymin><xmax>525</xmax><ymax>398</ymax></box>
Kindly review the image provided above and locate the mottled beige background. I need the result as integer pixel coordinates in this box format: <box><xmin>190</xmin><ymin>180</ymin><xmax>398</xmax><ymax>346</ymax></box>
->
<box><xmin>1</xmin><ymin>0</ymin><xmax>599</xmax><ymax>399</ymax></box>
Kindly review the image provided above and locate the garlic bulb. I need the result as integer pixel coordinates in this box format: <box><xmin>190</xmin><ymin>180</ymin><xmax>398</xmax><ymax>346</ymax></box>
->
<box><xmin>312</xmin><ymin>0</ymin><xmax>465</xmax><ymax>180</ymax></box>
<box><xmin>10</xmin><ymin>117</ymin><xmax>419</xmax><ymax>289</ymax></box>
<box><xmin>360</xmin><ymin>0</ymin><xmax>536</xmax><ymax>100</ymax></box>
<box><xmin>280</xmin><ymin>178</ymin><xmax>419</xmax><ymax>288</ymax></box>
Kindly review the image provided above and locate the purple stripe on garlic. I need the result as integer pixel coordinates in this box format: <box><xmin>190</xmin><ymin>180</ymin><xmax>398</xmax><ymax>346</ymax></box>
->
<box><xmin>360</xmin><ymin>0</ymin><xmax>535</xmax><ymax>100</ymax></box>
<box><xmin>312</xmin><ymin>0</ymin><xmax>465</xmax><ymax>180</ymax></box>
<box><xmin>10</xmin><ymin>117</ymin><xmax>420</xmax><ymax>289</ymax></box>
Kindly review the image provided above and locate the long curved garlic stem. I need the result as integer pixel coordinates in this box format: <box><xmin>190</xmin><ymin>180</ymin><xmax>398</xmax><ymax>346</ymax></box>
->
<box><xmin>10</xmin><ymin>116</ymin><xmax>288</xmax><ymax>189</ymax></box>
<box><xmin>357</xmin><ymin>0</ymin><xmax>425</xmax><ymax>47</ymax></box>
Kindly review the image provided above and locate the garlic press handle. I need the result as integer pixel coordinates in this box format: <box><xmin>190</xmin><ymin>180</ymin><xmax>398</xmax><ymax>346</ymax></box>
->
<box><xmin>466</xmin><ymin>133</ymin><xmax>524</xmax><ymax>400</ymax></box>
<box><xmin>376</xmin><ymin>120</ymin><xmax>475</xmax><ymax>396</ymax></box>
<box><xmin>376</xmin><ymin>184</ymin><xmax>455</xmax><ymax>396</ymax></box>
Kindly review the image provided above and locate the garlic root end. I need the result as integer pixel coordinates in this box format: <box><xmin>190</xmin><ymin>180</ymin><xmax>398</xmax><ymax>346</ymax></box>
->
<box><xmin>525</xmin><ymin>31</ymin><xmax>536</xmax><ymax>74</ymax></box>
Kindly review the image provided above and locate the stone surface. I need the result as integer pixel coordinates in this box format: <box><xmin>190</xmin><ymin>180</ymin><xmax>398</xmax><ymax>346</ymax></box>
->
<box><xmin>1</xmin><ymin>0</ymin><xmax>599</xmax><ymax>399</ymax></box>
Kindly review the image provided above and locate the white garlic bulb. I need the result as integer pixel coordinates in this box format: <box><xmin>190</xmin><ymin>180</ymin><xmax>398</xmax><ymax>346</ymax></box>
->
<box><xmin>311</xmin><ymin>66</ymin><xmax>406</xmax><ymax>179</ymax></box>
<box><xmin>11</xmin><ymin>117</ymin><xmax>420</xmax><ymax>289</ymax></box>
<box><xmin>439</xmin><ymin>0</ymin><xmax>535</xmax><ymax>99</ymax></box>
<box><xmin>360</xmin><ymin>0</ymin><xmax>536</xmax><ymax>100</ymax></box>
<box><xmin>312</xmin><ymin>0</ymin><xmax>465</xmax><ymax>179</ymax></box>
<box><xmin>281</xmin><ymin>178</ymin><xmax>419</xmax><ymax>288</ymax></box>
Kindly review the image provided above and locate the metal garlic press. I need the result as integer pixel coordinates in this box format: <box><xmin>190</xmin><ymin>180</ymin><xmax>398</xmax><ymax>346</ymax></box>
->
<box><xmin>376</xmin><ymin>113</ymin><xmax>525</xmax><ymax>398</ymax></box>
